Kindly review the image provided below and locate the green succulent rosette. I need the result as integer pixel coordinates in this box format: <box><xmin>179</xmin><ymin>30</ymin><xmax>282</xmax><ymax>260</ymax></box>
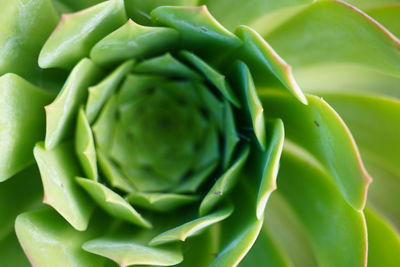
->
<box><xmin>0</xmin><ymin>0</ymin><xmax>399</xmax><ymax>266</ymax></box>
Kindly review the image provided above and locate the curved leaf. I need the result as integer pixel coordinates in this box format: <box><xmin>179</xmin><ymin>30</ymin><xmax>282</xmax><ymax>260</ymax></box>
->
<box><xmin>0</xmin><ymin>74</ymin><xmax>53</xmax><ymax>181</ymax></box>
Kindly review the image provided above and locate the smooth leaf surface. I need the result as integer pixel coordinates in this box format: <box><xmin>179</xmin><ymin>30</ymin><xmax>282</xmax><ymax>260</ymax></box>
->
<box><xmin>45</xmin><ymin>58</ymin><xmax>102</xmax><ymax>149</ymax></box>
<box><xmin>126</xmin><ymin>192</ymin><xmax>198</xmax><ymax>212</ymax></box>
<box><xmin>0</xmin><ymin>0</ymin><xmax>58</xmax><ymax>79</ymax></box>
<box><xmin>34</xmin><ymin>142</ymin><xmax>94</xmax><ymax>231</ymax></box>
<box><xmin>76</xmin><ymin>178</ymin><xmax>151</xmax><ymax>228</ymax></box>
<box><xmin>39</xmin><ymin>0</ymin><xmax>127</xmax><ymax>69</ymax></box>
<box><xmin>265</xmin><ymin>1</ymin><xmax>400</xmax><ymax>77</ymax></box>
<box><xmin>150</xmin><ymin>204</ymin><xmax>233</xmax><ymax>246</ymax></box>
<box><xmin>15</xmin><ymin>209</ymin><xmax>105</xmax><ymax>267</ymax></box>
<box><xmin>322</xmin><ymin>93</ymin><xmax>400</xmax><ymax>226</ymax></box>
<box><xmin>260</xmin><ymin>91</ymin><xmax>371</xmax><ymax>210</ymax></box>
<box><xmin>277</xmin><ymin>146</ymin><xmax>367</xmax><ymax>267</ymax></box>
<box><xmin>0</xmin><ymin>74</ymin><xmax>53</xmax><ymax>181</ymax></box>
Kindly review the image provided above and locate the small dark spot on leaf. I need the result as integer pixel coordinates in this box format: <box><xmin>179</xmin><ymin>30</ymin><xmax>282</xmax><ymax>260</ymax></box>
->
<box><xmin>200</xmin><ymin>27</ymin><xmax>208</xmax><ymax>32</ymax></box>
<box><xmin>215</xmin><ymin>191</ymin><xmax>222</xmax><ymax>195</ymax></box>
<box><xmin>313</xmin><ymin>120</ymin><xmax>320</xmax><ymax>127</ymax></box>
<box><xmin>212</xmin><ymin>253</ymin><xmax>219</xmax><ymax>257</ymax></box>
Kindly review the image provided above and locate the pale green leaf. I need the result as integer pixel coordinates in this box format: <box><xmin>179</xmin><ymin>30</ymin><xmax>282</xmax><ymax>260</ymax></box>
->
<box><xmin>126</xmin><ymin>192</ymin><xmax>198</xmax><ymax>212</ymax></box>
<box><xmin>39</xmin><ymin>0</ymin><xmax>127</xmax><ymax>69</ymax></box>
<box><xmin>76</xmin><ymin>178</ymin><xmax>152</xmax><ymax>229</ymax></box>
<box><xmin>0</xmin><ymin>74</ymin><xmax>53</xmax><ymax>181</ymax></box>
<box><xmin>45</xmin><ymin>58</ymin><xmax>103</xmax><ymax>149</ymax></box>
<box><xmin>34</xmin><ymin>142</ymin><xmax>94</xmax><ymax>231</ymax></box>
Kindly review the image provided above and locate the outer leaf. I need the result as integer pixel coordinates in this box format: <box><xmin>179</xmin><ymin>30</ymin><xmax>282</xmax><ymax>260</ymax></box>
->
<box><xmin>322</xmin><ymin>93</ymin><xmax>400</xmax><ymax>226</ymax></box>
<box><xmin>39</xmin><ymin>0</ymin><xmax>127</xmax><ymax>69</ymax></box>
<box><xmin>265</xmin><ymin>1</ymin><xmax>400</xmax><ymax>77</ymax></box>
<box><xmin>76</xmin><ymin>178</ymin><xmax>152</xmax><ymax>228</ymax></box>
<box><xmin>150</xmin><ymin>204</ymin><xmax>233</xmax><ymax>246</ymax></box>
<box><xmin>34</xmin><ymin>142</ymin><xmax>94</xmax><ymax>231</ymax></box>
<box><xmin>0</xmin><ymin>0</ymin><xmax>58</xmax><ymax>79</ymax></box>
<box><xmin>45</xmin><ymin>58</ymin><xmax>102</xmax><ymax>149</ymax></box>
<box><xmin>15</xmin><ymin>209</ymin><xmax>105</xmax><ymax>267</ymax></box>
<box><xmin>277</xmin><ymin>145</ymin><xmax>367</xmax><ymax>267</ymax></box>
<box><xmin>126</xmin><ymin>192</ymin><xmax>198</xmax><ymax>212</ymax></box>
<box><xmin>202</xmin><ymin>0</ymin><xmax>314</xmax><ymax>31</ymax></box>
<box><xmin>367</xmin><ymin>4</ymin><xmax>400</xmax><ymax>38</ymax></box>
<box><xmin>0</xmin><ymin>74</ymin><xmax>53</xmax><ymax>181</ymax></box>
<box><xmin>365</xmin><ymin>208</ymin><xmax>400</xmax><ymax>267</ymax></box>
<box><xmin>260</xmin><ymin>90</ymin><xmax>371</xmax><ymax>210</ymax></box>
<box><xmin>235</xmin><ymin>26</ymin><xmax>307</xmax><ymax>105</ymax></box>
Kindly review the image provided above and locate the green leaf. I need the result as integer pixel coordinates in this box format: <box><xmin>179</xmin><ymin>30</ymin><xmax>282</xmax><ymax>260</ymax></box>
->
<box><xmin>97</xmin><ymin>150</ymin><xmax>136</xmax><ymax>193</ymax></box>
<box><xmin>151</xmin><ymin>5</ymin><xmax>242</xmax><ymax>59</ymax></box>
<box><xmin>235</xmin><ymin>25</ymin><xmax>307</xmax><ymax>105</ymax></box>
<box><xmin>180</xmin><ymin>50</ymin><xmax>240</xmax><ymax>107</ymax></box>
<box><xmin>233</xmin><ymin>61</ymin><xmax>266</xmax><ymax>149</ymax></box>
<box><xmin>34</xmin><ymin>142</ymin><xmax>94</xmax><ymax>231</ymax></box>
<box><xmin>39</xmin><ymin>0</ymin><xmax>127</xmax><ymax>69</ymax></box>
<box><xmin>202</xmin><ymin>0</ymin><xmax>313</xmax><ymax>31</ymax></box>
<box><xmin>90</xmin><ymin>19</ymin><xmax>179</xmax><ymax>66</ymax></box>
<box><xmin>0</xmin><ymin>0</ymin><xmax>58</xmax><ymax>80</ymax></box>
<box><xmin>365</xmin><ymin>208</ymin><xmax>400</xmax><ymax>267</ymax></box>
<box><xmin>265</xmin><ymin>1</ymin><xmax>400</xmax><ymax>77</ymax></box>
<box><xmin>92</xmin><ymin>95</ymin><xmax>118</xmax><ymax>151</ymax></box>
<box><xmin>367</xmin><ymin>4</ymin><xmax>400</xmax><ymax>38</ymax></box>
<box><xmin>277</xmin><ymin>145</ymin><xmax>368</xmax><ymax>267</ymax></box>
<box><xmin>15</xmin><ymin>208</ymin><xmax>105</xmax><ymax>267</ymax></box>
<box><xmin>126</xmin><ymin>192</ymin><xmax>198</xmax><ymax>212</ymax></box>
<box><xmin>86</xmin><ymin>60</ymin><xmax>134</xmax><ymax>123</ymax></box>
<box><xmin>133</xmin><ymin>53</ymin><xmax>202</xmax><ymax>80</ymax></box>
<box><xmin>76</xmin><ymin>178</ymin><xmax>152</xmax><ymax>229</ymax></box>
<box><xmin>75</xmin><ymin>108</ymin><xmax>98</xmax><ymax>180</ymax></box>
<box><xmin>260</xmin><ymin>91</ymin><xmax>371</xmax><ymax>210</ymax></box>
<box><xmin>322</xmin><ymin>93</ymin><xmax>400</xmax><ymax>226</ymax></box>
<box><xmin>150</xmin><ymin>204</ymin><xmax>234</xmax><ymax>246</ymax></box>
<box><xmin>83</xmin><ymin>235</ymin><xmax>183</xmax><ymax>266</ymax></box>
<box><xmin>199</xmin><ymin>145</ymin><xmax>250</xmax><ymax>216</ymax></box>
<box><xmin>0</xmin><ymin>232</ymin><xmax>30</xmax><ymax>267</ymax></box>
<box><xmin>0</xmin><ymin>74</ymin><xmax>54</xmax><ymax>181</ymax></box>
<box><xmin>222</xmin><ymin>102</ymin><xmax>240</xmax><ymax>168</ymax></box>
<box><xmin>45</xmin><ymin>58</ymin><xmax>103</xmax><ymax>149</ymax></box>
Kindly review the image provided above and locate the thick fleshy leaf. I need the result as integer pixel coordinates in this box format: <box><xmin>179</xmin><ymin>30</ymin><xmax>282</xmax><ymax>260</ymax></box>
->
<box><xmin>75</xmin><ymin>108</ymin><xmax>98</xmax><ymax>180</ymax></box>
<box><xmin>181</xmin><ymin>50</ymin><xmax>240</xmax><ymax>107</ymax></box>
<box><xmin>45</xmin><ymin>58</ymin><xmax>102</xmax><ymax>149</ymax></box>
<box><xmin>39</xmin><ymin>0</ymin><xmax>127</xmax><ymax>69</ymax></box>
<box><xmin>260</xmin><ymin>91</ymin><xmax>371</xmax><ymax>210</ymax></box>
<box><xmin>199</xmin><ymin>145</ymin><xmax>250</xmax><ymax>216</ymax></box>
<box><xmin>76</xmin><ymin>178</ymin><xmax>151</xmax><ymax>228</ymax></box>
<box><xmin>124</xmin><ymin>0</ymin><xmax>199</xmax><ymax>25</ymax></box>
<box><xmin>126</xmin><ymin>192</ymin><xmax>198</xmax><ymax>212</ymax></box>
<box><xmin>365</xmin><ymin>208</ymin><xmax>400</xmax><ymax>267</ymax></box>
<box><xmin>367</xmin><ymin>5</ymin><xmax>400</xmax><ymax>38</ymax></box>
<box><xmin>222</xmin><ymin>102</ymin><xmax>239</xmax><ymax>168</ymax></box>
<box><xmin>97</xmin><ymin>151</ymin><xmax>135</xmax><ymax>193</ymax></box>
<box><xmin>203</xmin><ymin>0</ymin><xmax>313</xmax><ymax>31</ymax></box>
<box><xmin>322</xmin><ymin>93</ymin><xmax>400</xmax><ymax>226</ymax></box>
<box><xmin>151</xmin><ymin>5</ymin><xmax>242</xmax><ymax>59</ymax></box>
<box><xmin>233</xmin><ymin>61</ymin><xmax>266</xmax><ymax>149</ymax></box>
<box><xmin>34</xmin><ymin>142</ymin><xmax>94</xmax><ymax>231</ymax></box>
<box><xmin>235</xmin><ymin>26</ymin><xmax>307</xmax><ymax>105</ymax></box>
<box><xmin>86</xmin><ymin>60</ymin><xmax>134</xmax><ymax>123</ymax></box>
<box><xmin>277</xmin><ymin>145</ymin><xmax>367</xmax><ymax>267</ymax></box>
<box><xmin>15</xmin><ymin>209</ymin><xmax>105</xmax><ymax>267</ymax></box>
<box><xmin>0</xmin><ymin>74</ymin><xmax>53</xmax><ymax>181</ymax></box>
<box><xmin>0</xmin><ymin>0</ymin><xmax>58</xmax><ymax>79</ymax></box>
<box><xmin>263</xmin><ymin>192</ymin><xmax>317</xmax><ymax>266</ymax></box>
<box><xmin>90</xmin><ymin>19</ymin><xmax>179</xmax><ymax>66</ymax></box>
<box><xmin>265</xmin><ymin>1</ymin><xmax>400</xmax><ymax>77</ymax></box>
<box><xmin>133</xmin><ymin>53</ymin><xmax>201</xmax><ymax>80</ymax></box>
<box><xmin>83</xmin><ymin>235</ymin><xmax>183</xmax><ymax>266</ymax></box>
<box><xmin>150</xmin><ymin>204</ymin><xmax>233</xmax><ymax>246</ymax></box>
<box><xmin>0</xmin><ymin>232</ymin><xmax>30</xmax><ymax>267</ymax></box>
<box><xmin>92</xmin><ymin>95</ymin><xmax>118</xmax><ymax>151</ymax></box>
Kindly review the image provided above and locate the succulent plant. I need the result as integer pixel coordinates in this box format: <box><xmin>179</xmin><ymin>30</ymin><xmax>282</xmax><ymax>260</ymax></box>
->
<box><xmin>0</xmin><ymin>0</ymin><xmax>399</xmax><ymax>266</ymax></box>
